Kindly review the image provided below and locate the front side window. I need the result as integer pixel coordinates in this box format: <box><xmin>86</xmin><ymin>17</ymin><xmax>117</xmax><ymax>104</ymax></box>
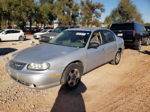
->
<box><xmin>90</xmin><ymin>31</ymin><xmax>101</xmax><ymax>45</ymax></box>
<box><xmin>49</xmin><ymin>30</ymin><xmax>91</xmax><ymax>48</ymax></box>
<box><xmin>101</xmin><ymin>30</ymin><xmax>115</xmax><ymax>44</ymax></box>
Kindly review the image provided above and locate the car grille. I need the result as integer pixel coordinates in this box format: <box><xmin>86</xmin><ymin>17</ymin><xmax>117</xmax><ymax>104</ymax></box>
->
<box><xmin>9</xmin><ymin>61</ymin><xmax>26</xmax><ymax>70</ymax></box>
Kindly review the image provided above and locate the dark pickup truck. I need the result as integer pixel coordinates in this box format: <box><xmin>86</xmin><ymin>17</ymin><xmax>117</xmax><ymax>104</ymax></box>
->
<box><xmin>110</xmin><ymin>22</ymin><xmax>149</xmax><ymax>50</ymax></box>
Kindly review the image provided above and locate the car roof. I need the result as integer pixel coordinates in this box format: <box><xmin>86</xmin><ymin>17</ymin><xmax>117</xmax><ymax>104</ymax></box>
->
<box><xmin>66</xmin><ymin>27</ymin><xmax>108</xmax><ymax>32</ymax></box>
<box><xmin>5</xmin><ymin>29</ymin><xmax>21</xmax><ymax>31</ymax></box>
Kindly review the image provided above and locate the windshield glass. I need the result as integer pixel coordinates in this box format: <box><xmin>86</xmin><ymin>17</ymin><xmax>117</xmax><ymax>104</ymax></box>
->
<box><xmin>41</xmin><ymin>29</ymin><xmax>48</xmax><ymax>32</ymax></box>
<box><xmin>49</xmin><ymin>30</ymin><xmax>91</xmax><ymax>48</ymax></box>
<box><xmin>111</xmin><ymin>23</ymin><xmax>134</xmax><ymax>30</ymax></box>
<box><xmin>0</xmin><ymin>30</ymin><xmax>4</xmax><ymax>33</ymax></box>
<box><xmin>52</xmin><ymin>27</ymin><xmax>68</xmax><ymax>33</ymax></box>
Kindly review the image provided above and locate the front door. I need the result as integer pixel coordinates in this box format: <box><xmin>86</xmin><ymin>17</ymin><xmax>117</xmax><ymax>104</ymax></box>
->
<box><xmin>86</xmin><ymin>31</ymin><xmax>105</xmax><ymax>72</ymax></box>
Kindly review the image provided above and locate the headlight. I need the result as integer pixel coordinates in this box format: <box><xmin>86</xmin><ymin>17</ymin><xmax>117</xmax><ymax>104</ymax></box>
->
<box><xmin>27</xmin><ymin>63</ymin><xmax>50</xmax><ymax>71</ymax></box>
<box><xmin>50</xmin><ymin>36</ymin><xmax>55</xmax><ymax>39</ymax></box>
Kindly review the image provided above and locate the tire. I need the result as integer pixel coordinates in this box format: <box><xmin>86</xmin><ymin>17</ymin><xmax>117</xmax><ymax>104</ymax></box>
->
<box><xmin>145</xmin><ymin>38</ymin><xmax>150</xmax><ymax>46</ymax></box>
<box><xmin>134</xmin><ymin>40</ymin><xmax>141</xmax><ymax>50</ymax></box>
<box><xmin>19</xmin><ymin>36</ymin><xmax>24</xmax><ymax>41</ymax></box>
<box><xmin>0</xmin><ymin>38</ymin><xmax>1</xmax><ymax>42</ymax></box>
<box><xmin>61</xmin><ymin>63</ymin><xmax>83</xmax><ymax>90</ymax></box>
<box><xmin>110</xmin><ymin>50</ymin><xmax>121</xmax><ymax>65</ymax></box>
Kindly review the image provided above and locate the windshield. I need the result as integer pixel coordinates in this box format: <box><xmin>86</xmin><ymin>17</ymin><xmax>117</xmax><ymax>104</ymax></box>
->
<box><xmin>0</xmin><ymin>30</ymin><xmax>4</xmax><ymax>33</ymax></box>
<box><xmin>49</xmin><ymin>30</ymin><xmax>91</xmax><ymax>48</ymax></box>
<box><xmin>52</xmin><ymin>27</ymin><xmax>68</xmax><ymax>33</ymax></box>
<box><xmin>111</xmin><ymin>23</ymin><xmax>134</xmax><ymax>30</ymax></box>
<box><xmin>41</xmin><ymin>29</ymin><xmax>48</xmax><ymax>32</ymax></box>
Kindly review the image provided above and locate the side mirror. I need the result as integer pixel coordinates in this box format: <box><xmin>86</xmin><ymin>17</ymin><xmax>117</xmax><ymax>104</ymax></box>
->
<box><xmin>88</xmin><ymin>42</ymin><xmax>99</xmax><ymax>49</ymax></box>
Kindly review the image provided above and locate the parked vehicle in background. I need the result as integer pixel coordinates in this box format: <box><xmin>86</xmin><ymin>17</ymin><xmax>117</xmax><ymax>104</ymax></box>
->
<box><xmin>33</xmin><ymin>29</ymin><xmax>52</xmax><ymax>39</ymax></box>
<box><xmin>142</xmin><ymin>26</ymin><xmax>150</xmax><ymax>45</ymax></box>
<box><xmin>39</xmin><ymin>26</ymin><xmax>80</xmax><ymax>43</ymax></box>
<box><xmin>24</xmin><ymin>26</ymin><xmax>42</xmax><ymax>33</ymax></box>
<box><xmin>6</xmin><ymin>28</ymin><xmax>124</xmax><ymax>89</ymax></box>
<box><xmin>0</xmin><ymin>29</ymin><xmax>25</xmax><ymax>41</ymax></box>
<box><xmin>145</xmin><ymin>26</ymin><xmax>150</xmax><ymax>36</ymax></box>
<box><xmin>143</xmin><ymin>26</ymin><xmax>150</xmax><ymax>45</ymax></box>
<box><xmin>110</xmin><ymin>22</ymin><xmax>148</xmax><ymax>50</ymax></box>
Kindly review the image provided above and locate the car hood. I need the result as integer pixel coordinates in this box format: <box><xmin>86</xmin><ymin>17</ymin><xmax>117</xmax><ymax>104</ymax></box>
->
<box><xmin>41</xmin><ymin>32</ymin><xmax>59</xmax><ymax>38</ymax></box>
<box><xmin>34</xmin><ymin>32</ymin><xmax>45</xmax><ymax>35</ymax></box>
<box><xmin>13</xmin><ymin>44</ymin><xmax>79</xmax><ymax>63</ymax></box>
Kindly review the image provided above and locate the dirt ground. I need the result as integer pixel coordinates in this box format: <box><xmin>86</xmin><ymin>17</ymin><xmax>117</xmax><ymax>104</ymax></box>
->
<box><xmin>0</xmin><ymin>35</ymin><xmax>150</xmax><ymax>112</ymax></box>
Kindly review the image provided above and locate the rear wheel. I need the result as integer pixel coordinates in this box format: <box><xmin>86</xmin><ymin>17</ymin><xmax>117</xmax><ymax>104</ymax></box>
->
<box><xmin>0</xmin><ymin>38</ymin><xmax>1</xmax><ymax>42</ymax></box>
<box><xmin>110</xmin><ymin>50</ymin><xmax>121</xmax><ymax>65</ymax></box>
<box><xmin>134</xmin><ymin>40</ymin><xmax>141</xmax><ymax>50</ymax></box>
<box><xmin>62</xmin><ymin>63</ymin><xmax>82</xmax><ymax>90</ymax></box>
<box><xmin>19</xmin><ymin>36</ymin><xmax>24</xmax><ymax>41</ymax></box>
<box><xmin>145</xmin><ymin>38</ymin><xmax>150</xmax><ymax>46</ymax></box>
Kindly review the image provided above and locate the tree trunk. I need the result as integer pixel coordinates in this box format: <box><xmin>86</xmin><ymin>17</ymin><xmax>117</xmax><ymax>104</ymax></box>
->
<box><xmin>29</xmin><ymin>18</ymin><xmax>32</xmax><ymax>33</ymax></box>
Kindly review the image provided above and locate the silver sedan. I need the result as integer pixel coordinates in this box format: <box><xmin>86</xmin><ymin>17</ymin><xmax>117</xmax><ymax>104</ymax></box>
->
<box><xmin>6</xmin><ymin>28</ymin><xmax>124</xmax><ymax>89</ymax></box>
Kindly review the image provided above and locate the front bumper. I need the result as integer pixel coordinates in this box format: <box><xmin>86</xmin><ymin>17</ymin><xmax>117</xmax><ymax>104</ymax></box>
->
<box><xmin>6</xmin><ymin>63</ymin><xmax>62</xmax><ymax>89</ymax></box>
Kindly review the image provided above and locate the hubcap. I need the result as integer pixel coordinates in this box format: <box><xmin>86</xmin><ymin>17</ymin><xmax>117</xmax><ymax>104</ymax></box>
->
<box><xmin>139</xmin><ymin>41</ymin><xmax>142</xmax><ymax>50</ymax></box>
<box><xmin>67</xmin><ymin>69</ymin><xmax>80</xmax><ymax>87</ymax></box>
<box><xmin>116</xmin><ymin>52</ymin><xmax>121</xmax><ymax>63</ymax></box>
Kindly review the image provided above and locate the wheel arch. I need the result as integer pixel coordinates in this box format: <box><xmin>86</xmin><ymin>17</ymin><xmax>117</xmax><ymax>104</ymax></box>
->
<box><xmin>60</xmin><ymin>60</ymin><xmax>84</xmax><ymax>84</ymax></box>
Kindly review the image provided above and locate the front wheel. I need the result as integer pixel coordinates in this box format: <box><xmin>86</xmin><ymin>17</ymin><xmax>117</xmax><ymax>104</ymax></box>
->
<box><xmin>110</xmin><ymin>50</ymin><xmax>121</xmax><ymax>65</ymax></box>
<box><xmin>62</xmin><ymin>63</ymin><xmax>82</xmax><ymax>90</ymax></box>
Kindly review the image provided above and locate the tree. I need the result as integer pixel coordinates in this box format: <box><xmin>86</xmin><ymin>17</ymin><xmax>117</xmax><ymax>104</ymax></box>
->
<box><xmin>105</xmin><ymin>0</ymin><xmax>143</xmax><ymax>24</ymax></box>
<box><xmin>36</xmin><ymin>0</ymin><xmax>56</xmax><ymax>26</ymax></box>
<box><xmin>104</xmin><ymin>16</ymin><xmax>112</xmax><ymax>26</ymax></box>
<box><xmin>54</xmin><ymin>0</ymin><xmax>80</xmax><ymax>25</ymax></box>
<box><xmin>80</xmin><ymin>0</ymin><xmax>105</xmax><ymax>27</ymax></box>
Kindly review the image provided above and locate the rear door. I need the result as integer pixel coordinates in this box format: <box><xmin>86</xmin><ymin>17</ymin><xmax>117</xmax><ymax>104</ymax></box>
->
<box><xmin>12</xmin><ymin>30</ymin><xmax>20</xmax><ymax>40</ymax></box>
<box><xmin>100</xmin><ymin>30</ymin><xmax>118</xmax><ymax>62</ymax></box>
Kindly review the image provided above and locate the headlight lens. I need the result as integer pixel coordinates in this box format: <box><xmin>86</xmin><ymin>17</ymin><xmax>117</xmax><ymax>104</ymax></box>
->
<box><xmin>27</xmin><ymin>63</ymin><xmax>50</xmax><ymax>71</ymax></box>
<box><xmin>50</xmin><ymin>36</ymin><xmax>55</xmax><ymax>39</ymax></box>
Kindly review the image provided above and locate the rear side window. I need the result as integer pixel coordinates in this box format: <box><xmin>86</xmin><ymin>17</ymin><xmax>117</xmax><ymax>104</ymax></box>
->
<box><xmin>111</xmin><ymin>23</ymin><xmax>134</xmax><ymax>30</ymax></box>
<box><xmin>13</xmin><ymin>30</ymin><xmax>20</xmax><ymax>33</ymax></box>
<box><xmin>101</xmin><ymin>30</ymin><xmax>116</xmax><ymax>44</ymax></box>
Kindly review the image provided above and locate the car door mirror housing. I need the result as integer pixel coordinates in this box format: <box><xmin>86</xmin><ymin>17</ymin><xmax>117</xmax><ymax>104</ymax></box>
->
<box><xmin>88</xmin><ymin>42</ymin><xmax>99</xmax><ymax>49</ymax></box>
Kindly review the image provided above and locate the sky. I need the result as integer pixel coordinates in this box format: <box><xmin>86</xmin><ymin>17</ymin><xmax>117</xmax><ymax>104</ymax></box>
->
<box><xmin>93</xmin><ymin>0</ymin><xmax>150</xmax><ymax>23</ymax></box>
